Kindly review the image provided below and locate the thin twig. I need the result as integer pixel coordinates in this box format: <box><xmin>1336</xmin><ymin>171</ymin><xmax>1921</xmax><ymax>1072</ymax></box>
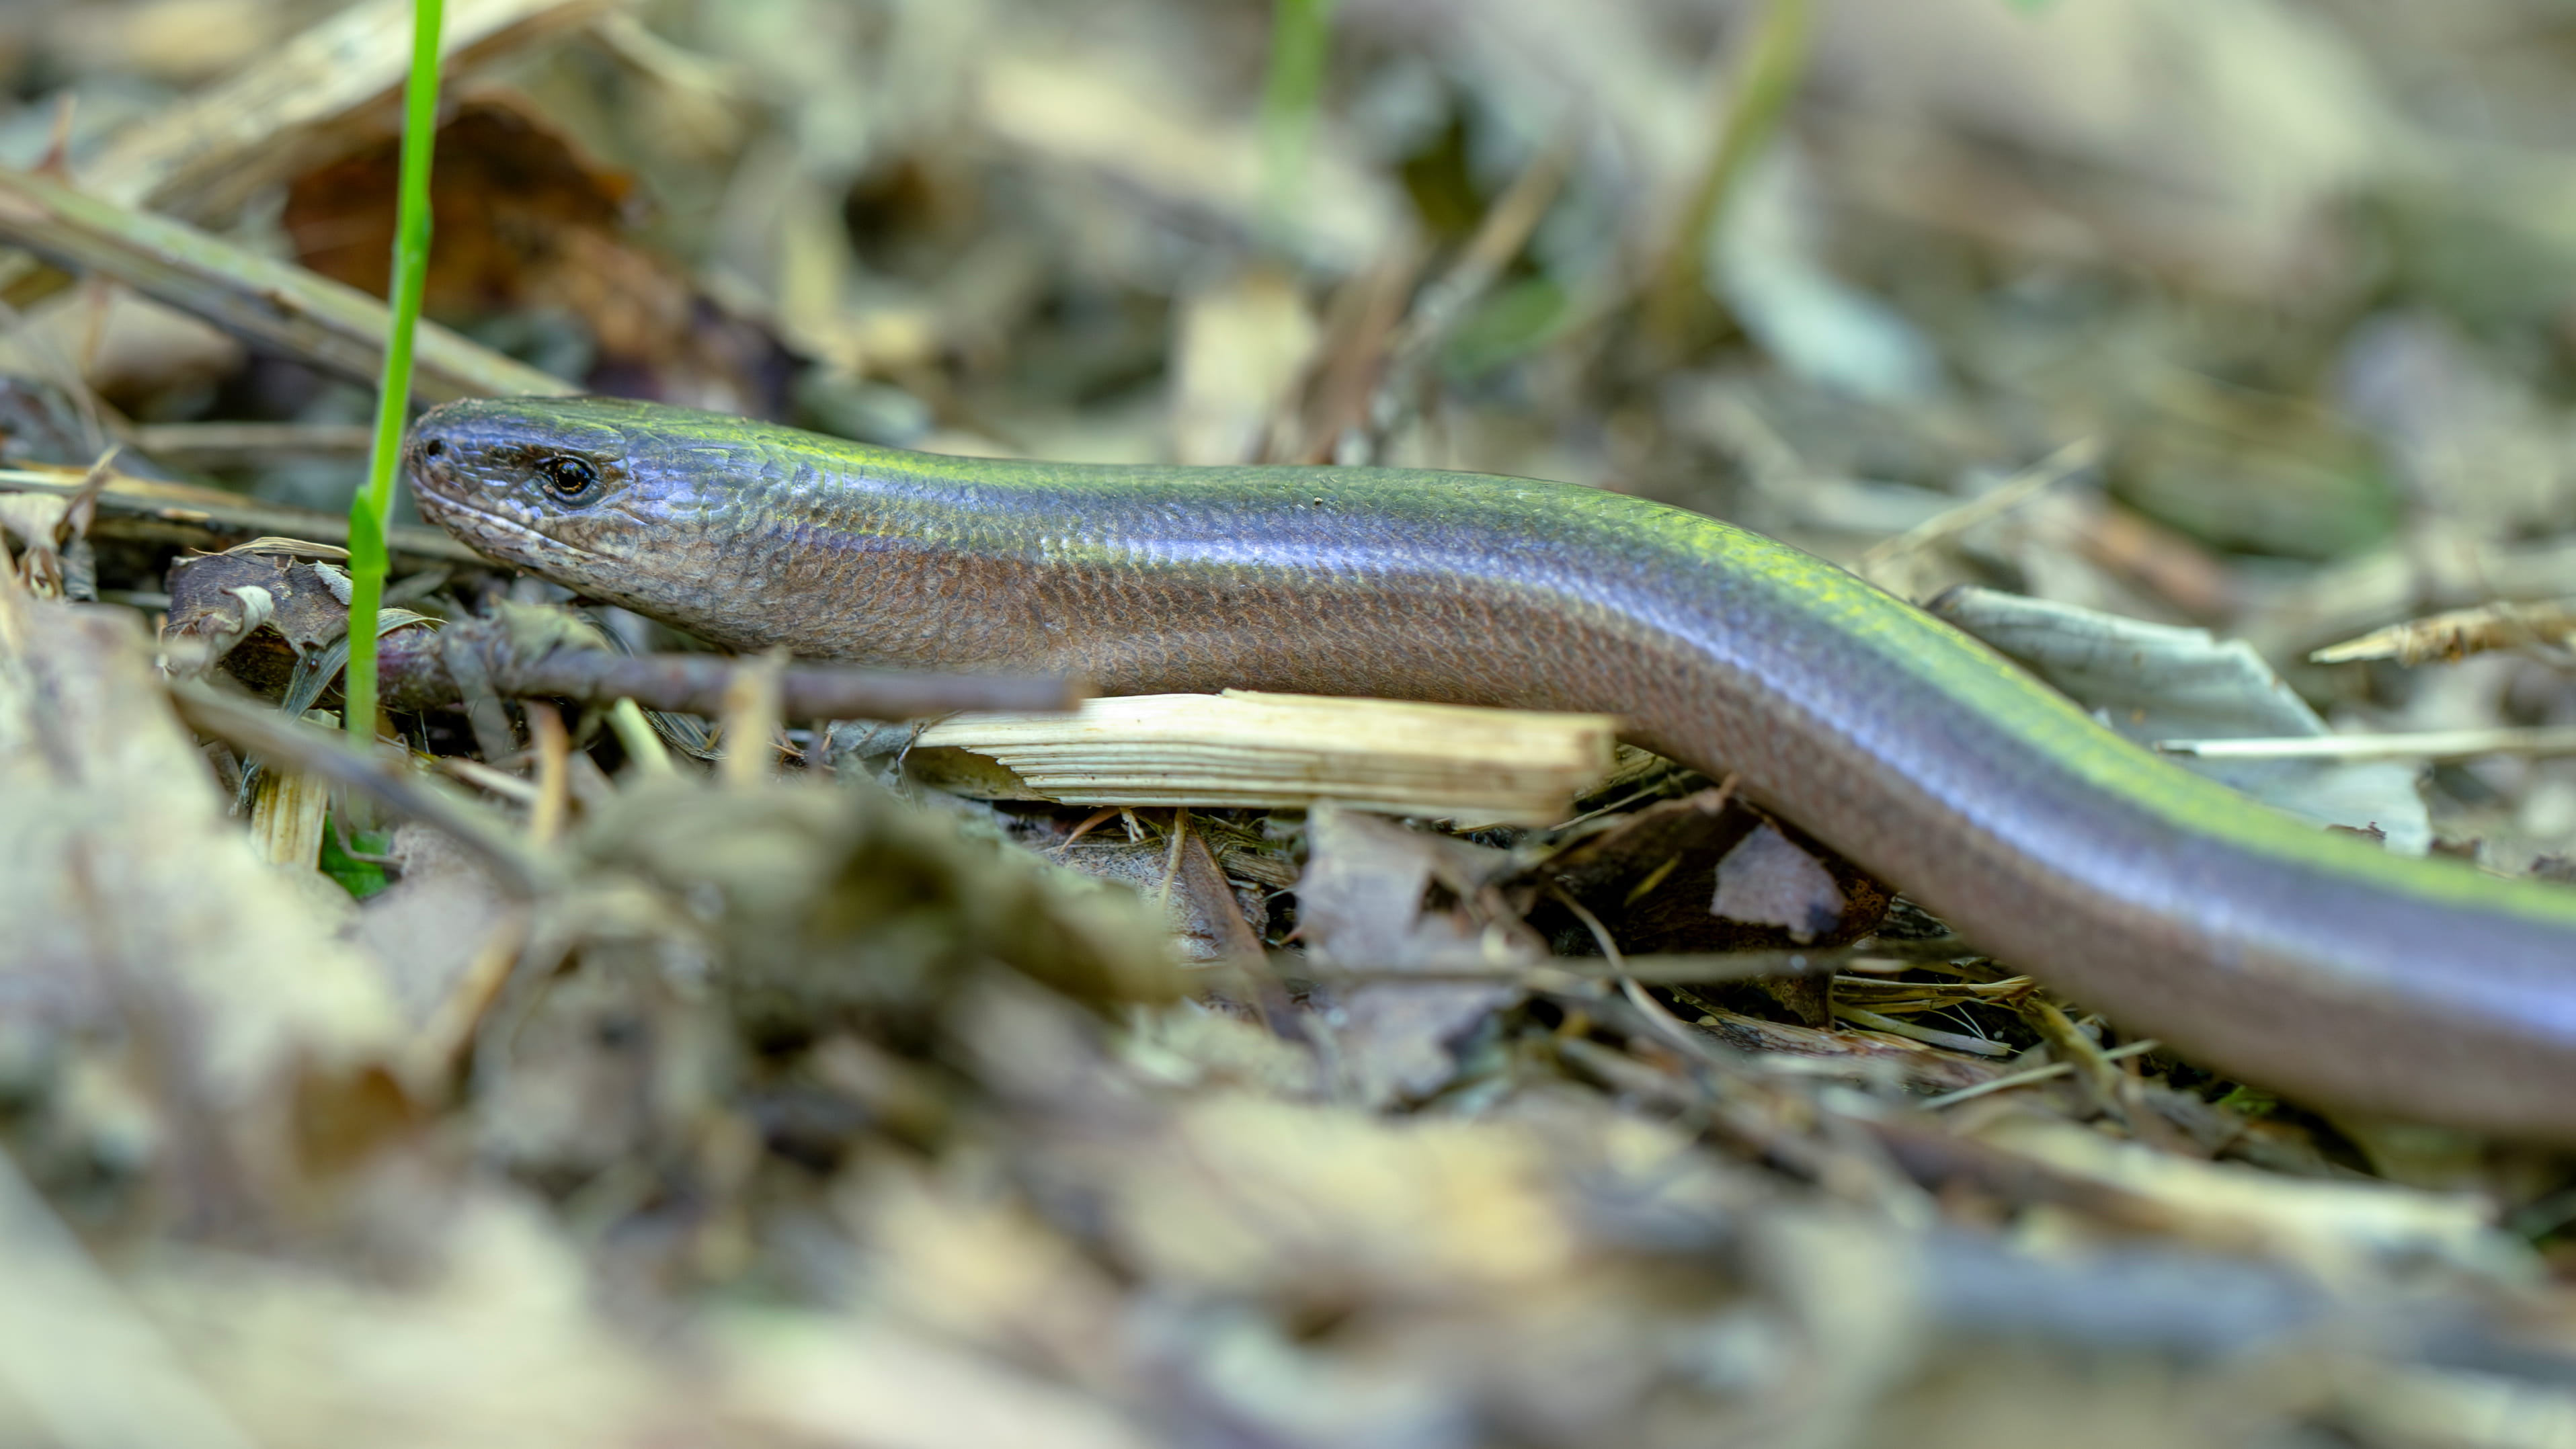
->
<box><xmin>169</xmin><ymin>680</ymin><xmax>549</xmax><ymax>893</ymax></box>
<box><xmin>1833</xmin><ymin>1005</ymin><xmax>2015</xmax><ymax>1058</ymax></box>
<box><xmin>1275</xmin><ymin>934</ymin><xmax>1975</xmax><ymax>986</ymax></box>
<box><xmin>433</xmin><ymin>753</ymin><xmax>540</xmax><ymax>804</ymax></box>
<box><xmin>2310</xmin><ymin>599</ymin><xmax>2576</xmax><ymax>667</ymax></box>
<box><xmin>1358</xmin><ymin>131</ymin><xmax>1579</xmax><ymax>461</ymax></box>
<box><xmin>132</xmin><ymin>421</ymin><xmax>375</xmax><ymax>460</ymax></box>
<box><xmin>0</xmin><ymin>463</ymin><xmax>480</xmax><ymax>563</ymax></box>
<box><xmin>527</xmin><ymin>702</ymin><xmax>570</xmax><ymax>844</ymax></box>
<box><xmin>1858</xmin><ymin>438</ymin><xmax>2101</xmax><ymax>585</ymax></box>
<box><xmin>2021</xmin><ymin>997</ymin><xmax>2122</xmax><ymax>1108</ymax></box>
<box><xmin>607</xmin><ymin>698</ymin><xmax>676</xmax><ymax>778</ymax></box>
<box><xmin>1155</xmin><ymin>808</ymin><xmax>1191</xmax><ymax>915</ymax></box>
<box><xmin>1543</xmin><ymin>882</ymin><xmax>1750</xmax><ymax>1061</ymax></box>
<box><xmin>713</xmin><ymin>647</ymin><xmax>788</xmax><ymax>788</ymax></box>
<box><xmin>1917</xmin><ymin>1040</ymin><xmax>2161</xmax><ymax>1111</ymax></box>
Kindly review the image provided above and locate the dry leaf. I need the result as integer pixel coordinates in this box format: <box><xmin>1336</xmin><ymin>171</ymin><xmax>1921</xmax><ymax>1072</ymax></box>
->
<box><xmin>0</xmin><ymin>595</ymin><xmax>407</xmax><ymax>1220</ymax></box>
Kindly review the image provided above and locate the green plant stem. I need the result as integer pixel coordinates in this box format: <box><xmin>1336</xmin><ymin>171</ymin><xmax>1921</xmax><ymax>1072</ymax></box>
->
<box><xmin>1259</xmin><ymin>0</ymin><xmax>1340</xmax><ymax>249</ymax></box>
<box><xmin>344</xmin><ymin>0</ymin><xmax>444</xmax><ymax>744</ymax></box>
<box><xmin>1644</xmin><ymin>0</ymin><xmax>1816</xmax><ymax>342</ymax></box>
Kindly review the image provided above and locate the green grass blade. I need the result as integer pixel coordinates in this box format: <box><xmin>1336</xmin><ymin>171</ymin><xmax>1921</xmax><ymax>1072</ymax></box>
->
<box><xmin>343</xmin><ymin>0</ymin><xmax>445</xmax><ymax>743</ymax></box>
<box><xmin>1259</xmin><ymin>0</ymin><xmax>1340</xmax><ymax>249</ymax></box>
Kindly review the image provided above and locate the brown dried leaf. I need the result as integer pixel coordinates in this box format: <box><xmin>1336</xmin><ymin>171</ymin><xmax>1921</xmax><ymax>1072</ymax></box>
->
<box><xmin>1295</xmin><ymin>804</ymin><xmax>1539</xmax><ymax>1106</ymax></box>
<box><xmin>1296</xmin><ymin>804</ymin><xmax>1530</xmax><ymax>968</ymax></box>
<box><xmin>85</xmin><ymin>0</ymin><xmax>616</xmax><ymax>220</ymax></box>
<box><xmin>716</xmin><ymin>1310</ymin><xmax>1158</xmax><ymax>1449</ymax></box>
<box><xmin>1051</xmin><ymin>829</ymin><xmax>1264</xmax><ymax>964</ymax></box>
<box><xmin>286</xmin><ymin>96</ymin><xmax>641</xmax><ymax>319</ymax></box>
<box><xmin>1542</xmin><ymin>788</ymin><xmax>1890</xmax><ymax>954</ymax></box>
<box><xmin>282</xmin><ymin>90</ymin><xmax>791</xmax><ymax>409</ymax></box>
<box><xmin>574</xmin><ymin>777</ymin><xmax>1182</xmax><ymax>1029</ymax></box>
<box><xmin>1712</xmin><ymin>822</ymin><xmax>1847</xmax><ymax>945</ymax></box>
<box><xmin>1096</xmin><ymin>1092</ymin><xmax>1578</xmax><ymax>1304</ymax></box>
<box><xmin>0</xmin><ymin>593</ymin><xmax>407</xmax><ymax>1220</ymax></box>
<box><xmin>352</xmin><ymin>825</ymin><xmax>514</xmax><ymax>1031</ymax></box>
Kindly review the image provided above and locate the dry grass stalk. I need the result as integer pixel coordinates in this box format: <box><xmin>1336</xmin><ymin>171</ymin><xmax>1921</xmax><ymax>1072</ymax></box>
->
<box><xmin>0</xmin><ymin>461</ymin><xmax>481</xmax><ymax>564</ymax></box>
<box><xmin>0</xmin><ymin>166</ymin><xmax>573</xmax><ymax>403</ymax></box>
<box><xmin>2310</xmin><ymin>598</ymin><xmax>2576</xmax><ymax>666</ymax></box>
<box><xmin>2157</xmin><ymin>725</ymin><xmax>2576</xmax><ymax>763</ymax></box>
<box><xmin>914</xmin><ymin>690</ymin><xmax>1618</xmax><ymax>823</ymax></box>
<box><xmin>1857</xmin><ymin>438</ymin><xmax>2102</xmax><ymax>593</ymax></box>
<box><xmin>248</xmin><ymin>754</ymin><xmax>330</xmax><ymax>869</ymax></box>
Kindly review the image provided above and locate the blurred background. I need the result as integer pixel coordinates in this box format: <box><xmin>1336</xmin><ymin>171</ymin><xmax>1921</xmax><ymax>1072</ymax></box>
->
<box><xmin>11</xmin><ymin>0</ymin><xmax>2576</xmax><ymax>860</ymax></box>
<box><xmin>10</xmin><ymin>3</ymin><xmax>2576</xmax><ymax>1442</ymax></box>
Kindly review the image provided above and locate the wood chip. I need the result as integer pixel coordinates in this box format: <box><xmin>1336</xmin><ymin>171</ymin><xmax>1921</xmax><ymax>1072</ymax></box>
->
<box><xmin>913</xmin><ymin>690</ymin><xmax>1618</xmax><ymax>824</ymax></box>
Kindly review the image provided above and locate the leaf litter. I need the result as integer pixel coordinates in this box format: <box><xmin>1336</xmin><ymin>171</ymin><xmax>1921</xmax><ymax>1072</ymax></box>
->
<box><xmin>6</xmin><ymin>0</ymin><xmax>2576</xmax><ymax>1445</ymax></box>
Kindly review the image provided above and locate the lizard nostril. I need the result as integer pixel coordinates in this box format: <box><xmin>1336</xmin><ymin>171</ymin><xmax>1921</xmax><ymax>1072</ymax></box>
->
<box><xmin>421</xmin><ymin>438</ymin><xmax>447</xmax><ymax>460</ymax></box>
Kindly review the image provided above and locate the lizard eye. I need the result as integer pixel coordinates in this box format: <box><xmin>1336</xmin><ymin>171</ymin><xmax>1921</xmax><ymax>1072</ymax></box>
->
<box><xmin>534</xmin><ymin>454</ymin><xmax>602</xmax><ymax>505</ymax></box>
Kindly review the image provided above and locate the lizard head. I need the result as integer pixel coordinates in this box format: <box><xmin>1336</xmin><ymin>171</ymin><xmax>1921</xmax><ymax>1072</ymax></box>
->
<box><xmin>407</xmin><ymin>395</ymin><xmax>775</xmax><ymax>623</ymax></box>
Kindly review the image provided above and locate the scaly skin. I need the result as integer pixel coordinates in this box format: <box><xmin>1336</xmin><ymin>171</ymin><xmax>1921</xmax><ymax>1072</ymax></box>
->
<box><xmin>408</xmin><ymin>396</ymin><xmax>2576</xmax><ymax>1136</ymax></box>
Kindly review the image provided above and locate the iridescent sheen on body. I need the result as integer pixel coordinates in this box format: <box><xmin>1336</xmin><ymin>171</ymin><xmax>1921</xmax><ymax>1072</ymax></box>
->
<box><xmin>410</xmin><ymin>397</ymin><xmax>2576</xmax><ymax>1136</ymax></box>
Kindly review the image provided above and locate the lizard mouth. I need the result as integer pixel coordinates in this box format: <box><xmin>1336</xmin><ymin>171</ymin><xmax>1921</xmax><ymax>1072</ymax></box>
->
<box><xmin>415</xmin><ymin>493</ymin><xmax>600</xmax><ymax>566</ymax></box>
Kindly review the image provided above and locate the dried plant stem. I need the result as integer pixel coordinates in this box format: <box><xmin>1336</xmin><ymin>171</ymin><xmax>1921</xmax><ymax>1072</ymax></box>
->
<box><xmin>170</xmin><ymin>680</ymin><xmax>546</xmax><ymax>892</ymax></box>
<box><xmin>2157</xmin><ymin>726</ymin><xmax>2576</xmax><ymax>763</ymax></box>
<box><xmin>1858</xmin><ymin>439</ymin><xmax>2101</xmax><ymax>587</ymax></box>
<box><xmin>1917</xmin><ymin>1040</ymin><xmax>2161</xmax><ymax>1111</ymax></box>
<box><xmin>1644</xmin><ymin>0</ymin><xmax>1818</xmax><ymax>341</ymax></box>
<box><xmin>2310</xmin><ymin>599</ymin><xmax>2576</xmax><ymax>666</ymax></box>
<box><xmin>1833</xmin><ymin>1005</ymin><xmax>2015</xmax><ymax>1058</ymax></box>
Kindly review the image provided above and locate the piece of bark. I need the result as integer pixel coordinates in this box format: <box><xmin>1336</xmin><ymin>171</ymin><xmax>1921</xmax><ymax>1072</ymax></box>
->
<box><xmin>164</xmin><ymin>544</ymin><xmax>371</xmax><ymax>688</ymax></box>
